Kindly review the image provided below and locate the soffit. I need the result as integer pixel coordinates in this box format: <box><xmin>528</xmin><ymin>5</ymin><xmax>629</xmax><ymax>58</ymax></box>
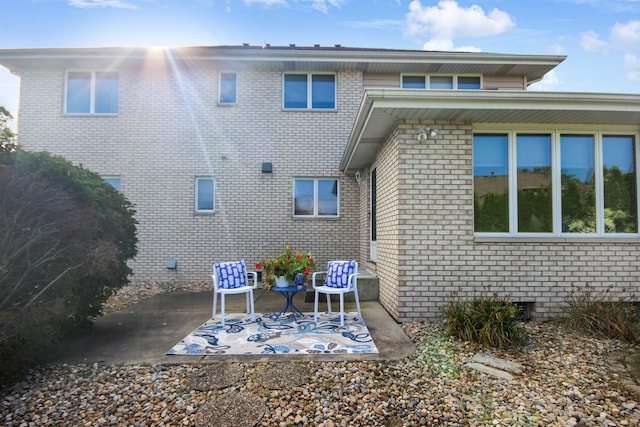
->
<box><xmin>341</xmin><ymin>89</ymin><xmax>640</xmax><ymax>173</ymax></box>
<box><xmin>0</xmin><ymin>46</ymin><xmax>564</xmax><ymax>83</ymax></box>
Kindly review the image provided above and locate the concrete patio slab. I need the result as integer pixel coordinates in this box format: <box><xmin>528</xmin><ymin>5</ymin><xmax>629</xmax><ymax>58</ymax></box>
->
<box><xmin>43</xmin><ymin>288</ymin><xmax>416</xmax><ymax>366</ymax></box>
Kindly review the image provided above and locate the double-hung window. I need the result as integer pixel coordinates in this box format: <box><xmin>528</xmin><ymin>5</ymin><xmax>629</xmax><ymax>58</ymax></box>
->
<box><xmin>293</xmin><ymin>178</ymin><xmax>339</xmax><ymax>217</ymax></box>
<box><xmin>66</xmin><ymin>71</ymin><xmax>119</xmax><ymax>114</ymax></box>
<box><xmin>401</xmin><ymin>75</ymin><xmax>481</xmax><ymax>90</ymax></box>
<box><xmin>473</xmin><ymin>131</ymin><xmax>639</xmax><ymax>236</ymax></box>
<box><xmin>219</xmin><ymin>72</ymin><xmax>237</xmax><ymax>104</ymax></box>
<box><xmin>283</xmin><ymin>73</ymin><xmax>336</xmax><ymax>109</ymax></box>
<box><xmin>195</xmin><ymin>178</ymin><xmax>215</xmax><ymax>213</ymax></box>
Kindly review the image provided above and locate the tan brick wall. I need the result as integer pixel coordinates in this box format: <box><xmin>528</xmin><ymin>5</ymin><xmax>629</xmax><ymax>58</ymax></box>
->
<box><xmin>372</xmin><ymin>128</ymin><xmax>402</xmax><ymax>319</ymax></box>
<box><xmin>17</xmin><ymin>63</ymin><xmax>362</xmax><ymax>282</ymax></box>
<box><xmin>374</xmin><ymin>120</ymin><xmax>640</xmax><ymax>321</ymax></box>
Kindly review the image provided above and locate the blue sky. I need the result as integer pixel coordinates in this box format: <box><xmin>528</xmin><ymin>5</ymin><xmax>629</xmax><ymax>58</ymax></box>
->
<box><xmin>2</xmin><ymin>0</ymin><xmax>640</xmax><ymax>128</ymax></box>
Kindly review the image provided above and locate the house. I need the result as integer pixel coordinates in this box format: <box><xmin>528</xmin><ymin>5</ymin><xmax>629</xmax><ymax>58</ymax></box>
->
<box><xmin>1</xmin><ymin>44</ymin><xmax>639</xmax><ymax>322</ymax></box>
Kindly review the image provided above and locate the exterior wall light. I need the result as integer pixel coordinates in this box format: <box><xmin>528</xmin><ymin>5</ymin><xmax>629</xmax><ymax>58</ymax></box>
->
<box><xmin>417</xmin><ymin>127</ymin><xmax>438</xmax><ymax>142</ymax></box>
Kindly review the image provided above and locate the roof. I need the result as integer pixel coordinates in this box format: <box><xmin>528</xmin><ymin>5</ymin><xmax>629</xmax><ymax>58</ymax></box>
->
<box><xmin>340</xmin><ymin>89</ymin><xmax>640</xmax><ymax>173</ymax></box>
<box><xmin>0</xmin><ymin>45</ymin><xmax>564</xmax><ymax>83</ymax></box>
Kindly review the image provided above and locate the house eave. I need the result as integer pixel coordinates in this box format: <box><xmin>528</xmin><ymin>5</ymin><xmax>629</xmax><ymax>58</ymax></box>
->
<box><xmin>0</xmin><ymin>45</ymin><xmax>564</xmax><ymax>81</ymax></box>
<box><xmin>340</xmin><ymin>89</ymin><xmax>640</xmax><ymax>173</ymax></box>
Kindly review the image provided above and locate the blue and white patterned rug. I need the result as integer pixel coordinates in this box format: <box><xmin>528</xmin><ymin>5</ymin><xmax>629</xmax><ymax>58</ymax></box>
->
<box><xmin>167</xmin><ymin>312</ymin><xmax>378</xmax><ymax>355</ymax></box>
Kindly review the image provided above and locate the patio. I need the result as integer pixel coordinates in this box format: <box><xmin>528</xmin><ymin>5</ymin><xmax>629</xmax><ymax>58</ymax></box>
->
<box><xmin>42</xmin><ymin>287</ymin><xmax>416</xmax><ymax>365</ymax></box>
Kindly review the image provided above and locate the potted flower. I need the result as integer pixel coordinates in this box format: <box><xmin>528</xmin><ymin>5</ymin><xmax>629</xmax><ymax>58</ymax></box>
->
<box><xmin>256</xmin><ymin>246</ymin><xmax>316</xmax><ymax>288</ymax></box>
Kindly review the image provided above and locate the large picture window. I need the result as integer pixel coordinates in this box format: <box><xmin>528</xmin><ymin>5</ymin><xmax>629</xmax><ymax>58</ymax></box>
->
<box><xmin>284</xmin><ymin>73</ymin><xmax>335</xmax><ymax>109</ymax></box>
<box><xmin>474</xmin><ymin>131</ymin><xmax>639</xmax><ymax>236</ymax></box>
<box><xmin>66</xmin><ymin>71</ymin><xmax>118</xmax><ymax>114</ymax></box>
<box><xmin>293</xmin><ymin>178</ymin><xmax>339</xmax><ymax>217</ymax></box>
<box><xmin>195</xmin><ymin>178</ymin><xmax>215</xmax><ymax>213</ymax></box>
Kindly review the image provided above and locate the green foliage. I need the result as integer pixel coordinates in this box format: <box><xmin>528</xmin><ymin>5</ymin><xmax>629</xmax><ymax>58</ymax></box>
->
<box><xmin>474</xmin><ymin>192</ymin><xmax>508</xmax><ymax>232</ymax></box>
<box><xmin>0</xmin><ymin>107</ymin><xmax>17</xmax><ymax>159</ymax></box>
<box><xmin>603</xmin><ymin>165</ymin><xmax>637</xmax><ymax>233</ymax></box>
<box><xmin>562</xmin><ymin>172</ymin><xmax>596</xmax><ymax>233</ymax></box>
<box><xmin>517</xmin><ymin>184</ymin><xmax>552</xmax><ymax>232</ymax></box>
<box><xmin>414</xmin><ymin>334</ymin><xmax>460</xmax><ymax>379</ymax></box>
<box><xmin>256</xmin><ymin>246</ymin><xmax>316</xmax><ymax>285</ymax></box>
<box><xmin>561</xmin><ymin>284</ymin><xmax>639</xmax><ymax>344</ymax></box>
<box><xmin>0</xmin><ymin>149</ymin><xmax>138</xmax><ymax>384</ymax></box>
<box><xmin>443</xmin><ymin>291</ymin><xmax>528</xmax><ymax>348</ymax></box>
<box><xmin>476</xmin><ymin>168</ymin><xmax>637</xmax><ymax>234</ymax></box>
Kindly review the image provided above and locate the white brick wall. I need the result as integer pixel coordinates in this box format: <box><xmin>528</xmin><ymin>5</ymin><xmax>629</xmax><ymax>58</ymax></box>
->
<box><xmin>373</xmin><ymin>120</ymin><xmax>640</xmax><ymax>321</ymax></box>
<box><xmin>17</xmin><ymin>64</ymin><xmax>361</xmax><ymax>282</ymax></box>
<box><xmin>15</xmin><ymin>60</ymin><xmax>640</xmax><ymax>322</ymax></box>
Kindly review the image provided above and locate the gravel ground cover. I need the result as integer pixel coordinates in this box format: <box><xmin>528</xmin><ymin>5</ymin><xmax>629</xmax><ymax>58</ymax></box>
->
<box><xmin>1</xmin><ymin>282</ymin><xmax>639</xmax><ymax>426</ymax></box>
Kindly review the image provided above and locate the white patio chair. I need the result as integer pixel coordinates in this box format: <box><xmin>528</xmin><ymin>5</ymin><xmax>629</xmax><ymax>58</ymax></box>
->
<box><xmin>312</xmin><ymin>260</ymin><xmax>362</xmax><ymax>326</ymax></box>
<box><xmin>212</xmin><ymin>260</ymin><xmax>257</xmax><ymax>325</ymax></box>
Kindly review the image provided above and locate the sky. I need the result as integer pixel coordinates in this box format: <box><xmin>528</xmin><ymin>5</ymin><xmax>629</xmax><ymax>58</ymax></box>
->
<box><xmin>1</xmin><ymin>0</ymin><xmax>640</xmax><ymax>129</ymax></box>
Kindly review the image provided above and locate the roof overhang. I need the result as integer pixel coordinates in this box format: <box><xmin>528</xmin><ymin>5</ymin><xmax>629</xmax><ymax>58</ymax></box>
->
<box><xmin>0</xmin><ymin>45</ymin><xmax>563</xmax><ymax>82</ymax></box>
<box><xmin>341</xmin><ymin>89</ymin><xmax>640</xmax><ymax>173</ymax></box>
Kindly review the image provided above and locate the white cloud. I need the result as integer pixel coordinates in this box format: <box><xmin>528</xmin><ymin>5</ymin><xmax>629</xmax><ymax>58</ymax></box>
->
<box><xmin>611</xmin><ymin>20</ymin><xmax>640</xmax><ymax>49</ymax></box>
<box><xmin>309</xmin><ymin>0</ymin><xmax>346</xmax><ymax>13</ymax></box>
<box><xmin>624</xmin><ymin>53</ymin><xmax>640</xmax><ymax>81</ymax></box>
<box><xmin>243</xmin><ymin>0</ymin><xmax>345</xmax><ymax>13</ymax></box>
<box><xmin>346</xmin><ymin>19</ymin><xmax>403</xmax><ymax>30</ymax></box>
<box><xmin>580</xmin><ymin>30</ymin><xmax>610</xmax><ymax>54</ymax></box>
<box><xmin>68</xmin><ymin>0</ymin><xmax>138</xmax><ymax>9</ymax></box>
<box><xmin>405</xmin><ymin>0</ymin><xmax>515</xmax><ymax>52</ymax></box>
<box><xmin>243</xmin><ymin>0</ymin><xmax>287</xmax><ymax>6</ymax></box>
<box><xmin>528</xmin><ymin>70</ymin><xmax>561</xmax><ymax>91</ymax></box>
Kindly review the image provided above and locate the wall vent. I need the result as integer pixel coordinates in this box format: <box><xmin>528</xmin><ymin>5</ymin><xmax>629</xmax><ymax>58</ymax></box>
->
<box><xmin>513</xmin><ymin>302</ymin><xmax>533</xmax><ymax>322</ymax></box>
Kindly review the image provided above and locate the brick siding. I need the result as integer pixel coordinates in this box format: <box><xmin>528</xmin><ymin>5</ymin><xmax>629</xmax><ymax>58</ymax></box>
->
<box><xmin>17</xmin><ymin>64</ymin><xmax>361</xmax><ymax>282</ymax></box>
<box><xmin>373</xmin><ymin>120</ymin><xmax>640</xmax><ymax>321</ymax></box>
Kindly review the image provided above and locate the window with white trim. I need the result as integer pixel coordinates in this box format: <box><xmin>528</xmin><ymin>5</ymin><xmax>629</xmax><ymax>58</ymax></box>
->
<box><xmin>283</xmin><ymin>73</ymin><xmax>336</xmax><ymax>109</ymax></box>
<box><xmin>195</xmin><ymin>178</ymin><xmax>215</xmax><ymax>213</ymax></box>
<box><xmin>219</xmin><ymin>72</ymin><xmax>237</xmax><ymax>104</ymax></box>
<box><xmin>293</xmin><ymin>178</ymin><xmax>339</xmax><ymax>217</ymax></box>
<box><xmin>65</xmin><ymin>71</ymin><xmax>119</xmax><ymax>114</ymax></box>
<box><xmin>473</xmin><ymin>131</ymin><xmax>638</xmax><ymax>236</ymax></box>
<box><xmin>401</xmin><ymin>74</ymin><xmax>481</xmax><ymax>90</ymax></box>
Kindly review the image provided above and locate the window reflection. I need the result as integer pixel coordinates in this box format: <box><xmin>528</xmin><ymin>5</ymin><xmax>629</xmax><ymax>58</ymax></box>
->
<box><xmin>517</xmin><ymin>135</ymin><xmax>552</xmax><ymax>232</ymax></box>
<box><xmin>473</xmin><ymin>134</ymin><xmax>509</xmax><ymax>232</ymax></box>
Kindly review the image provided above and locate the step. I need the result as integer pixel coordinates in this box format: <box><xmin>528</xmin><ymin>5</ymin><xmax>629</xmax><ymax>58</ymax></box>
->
<box><xmin>304</xmin><ymin>269</ymin><xmax>378</xmax><ymax>303</ymax></box>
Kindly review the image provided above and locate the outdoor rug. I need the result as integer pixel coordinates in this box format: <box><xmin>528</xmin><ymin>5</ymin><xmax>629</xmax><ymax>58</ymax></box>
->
<box><xmin>167</xmin><ymin>312</ymin><xmax>378</xmax><ymax>355</ymax></box>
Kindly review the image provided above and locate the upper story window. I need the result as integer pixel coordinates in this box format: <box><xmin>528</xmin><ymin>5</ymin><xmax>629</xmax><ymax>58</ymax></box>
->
<box><xmin>473</xmin><ymin>131</ymin><xmax>638</xmax><ymax>236</ymax></box>
<box><xmin>284</xmin><ymin>73</ymin><xmax>336</xmax><ymax>109</ymax></box>
<box><xmin>401</xmin><ymin>75</ymin><xmax>481</xmax><ymax>90</ymax></box>
<box><xmin>66</xmin><ymin>71</ymin><xmax>118</xmax><ymax>114</ymax></box>
<box><xmin>293</xmin><ymin>178</ymin><xmax>339</xmax><ymax>217</ymax></box>
<box><xmin>195</xmin><ymin>177</ymin><xmax>215</xmax><ymax>213</ymax></box>
<box><xmin>219</xmin><ymin>72</ymin><xmax>237</xmax><ymax>104</ymax></box>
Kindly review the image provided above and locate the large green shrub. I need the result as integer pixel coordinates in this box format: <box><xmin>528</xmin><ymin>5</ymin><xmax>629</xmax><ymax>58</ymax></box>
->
<box><xmin>561</xmin><ymin>284</ymin><xmax>639</xmax><ymax>343</ymax></box>
<box><xmin>0</xmin><ymin>149</ymin><xmax>137</xmax><ymax>383</ymax></box>
<box><xmin>443</xmin><ymin>291</ymin><xmax>528</xmax><ymax>348</ymax></box>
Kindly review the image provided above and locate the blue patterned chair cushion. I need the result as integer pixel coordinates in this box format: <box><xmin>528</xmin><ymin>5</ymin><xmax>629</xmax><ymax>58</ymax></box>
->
<box><xmin>215</xmin><ymin>260</ymin><xmax>248</xmax><ymax>289</ymax></box>
<box><xmin>325</xmin><ymin>260</ymin><xmax>357</xmax><ymax>288</ymax></box>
